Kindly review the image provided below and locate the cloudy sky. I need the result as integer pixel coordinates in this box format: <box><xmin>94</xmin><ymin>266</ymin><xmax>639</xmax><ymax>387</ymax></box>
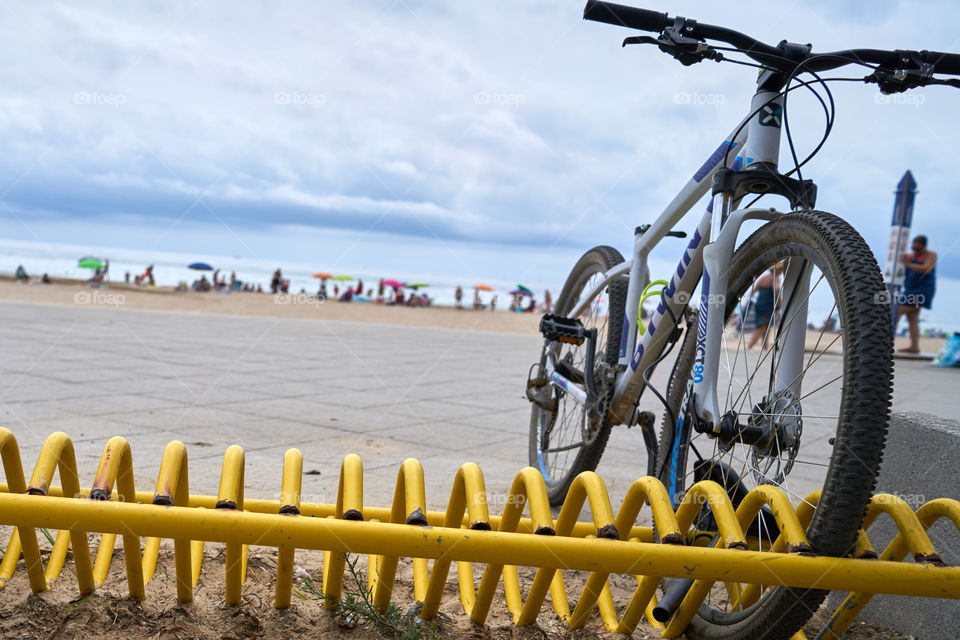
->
<box><xmin>2</xmin><ymin>0</ymin><xmax>959</xmax><ymax>291</ymax></box>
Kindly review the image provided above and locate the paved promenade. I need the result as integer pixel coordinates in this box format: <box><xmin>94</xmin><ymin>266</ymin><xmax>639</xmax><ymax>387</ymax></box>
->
<box><xmin>0</xmin><ymin>301</ymin><xmax>955</xmax><ymax>512</ymax></box>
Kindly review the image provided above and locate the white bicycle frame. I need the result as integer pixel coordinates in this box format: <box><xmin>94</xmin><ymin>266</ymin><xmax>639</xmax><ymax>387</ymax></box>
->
<box><xmin>547</xmin><ymin>88</ymin><xmax>813</xmax><ymax>434</ymax></box>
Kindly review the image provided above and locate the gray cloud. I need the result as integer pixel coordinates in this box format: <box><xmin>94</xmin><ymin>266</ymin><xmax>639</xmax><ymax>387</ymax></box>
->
<box><xmin>1</xmin><ymin>0</ymin><xmax>958</xmax><ymax>281</ymax></box>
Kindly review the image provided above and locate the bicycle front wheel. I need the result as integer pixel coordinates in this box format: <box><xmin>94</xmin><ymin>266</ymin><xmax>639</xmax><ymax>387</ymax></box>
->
<box><xmin>528</xmin><ymin>245</ymin><xmax>627</xmax><ymax>505</ymax></box>
<box><xmin>656</xmin><ymin>211</ymin><xmax>893</xmax><ymax>640</ymax></box>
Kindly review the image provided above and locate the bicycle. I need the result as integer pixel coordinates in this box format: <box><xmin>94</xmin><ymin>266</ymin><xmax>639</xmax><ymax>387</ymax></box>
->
<box><xmin>524</xmin><ymin>2</ymin><xmax>960</xmax><ymax>638</ymax></box>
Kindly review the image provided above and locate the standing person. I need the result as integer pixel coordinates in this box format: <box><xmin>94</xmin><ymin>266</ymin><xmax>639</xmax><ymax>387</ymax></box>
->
<box><xmin>747</xmin><ymin>265</ymin><xmax>782</xmax><ymax>350</ymax></box>
<box><xmin>124</xmin><ymin>271</ymin><xmax>130</xmax><ymax>283</ymax></box>
<box><xmin>473</xmin><ymin>288</ymin><xmax>481</xmax><ymax>310</ymax></box>
<box><xmin>543</xmin><ymin>289</ymin><xmax>553</xmax><ymax>314</ymax></box>
<box><xmin>455</xmin><ymin>286</ymin><xmax>463</xmax><ymax>309</ymax></box>
<box><xmin>270</xmin><ymin>269</ymin><xmax>282</xmax><ymax>294</ymax></box>
<box><xmin>356</xmin><ymin>279</ymin><xmax>364</xmax><ymax>295</ymax></box>
<box><xmin>142</xmin><ymin>265</ymin><xmax>155</xmax><ymax>286</ymax></box>
<box><xmin>377</xmin><ymin>279</ymin><xmax>385</xmax><ymax>302</ymax></box>
<box><xmin>896</xmin><ymin>235</ymin><xmax>937</xmax><ymax>353</ymax></box>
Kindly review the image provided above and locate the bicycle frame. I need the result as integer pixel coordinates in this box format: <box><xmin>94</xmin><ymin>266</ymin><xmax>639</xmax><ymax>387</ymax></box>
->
<box><xmin>551</xmin><ymin>86</ymin><xmax>812</xmax><ymax>438</ymax></box>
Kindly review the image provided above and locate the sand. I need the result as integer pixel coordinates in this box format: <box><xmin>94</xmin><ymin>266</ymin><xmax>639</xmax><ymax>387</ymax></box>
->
<box><xmin>0</xmin><ymin>278</ymin><xmax>542</xmax><ymax>335</ymax></box>
<box><xmin>0</xmin><ymin>278</ymin><xmax>947</xmax><ymax>355</ymax></box>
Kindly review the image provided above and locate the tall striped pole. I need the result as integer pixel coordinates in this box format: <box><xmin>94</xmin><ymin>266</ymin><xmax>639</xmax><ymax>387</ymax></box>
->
<box><xmin>884</xmin><ymin>170</ymin><xmax>917</xmax><ymax>326</ymax></box>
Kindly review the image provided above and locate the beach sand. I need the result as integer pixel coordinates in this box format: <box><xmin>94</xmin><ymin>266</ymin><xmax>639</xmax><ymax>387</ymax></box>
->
<box><xmin>0</xmin><ymin>278</ymin><xmax>542</xmax><ymax>335</ymax></box>
<box><xmin>0</xmin><ymin>278</ymin><xmax>946</xmax><ymax>354</ymax></box>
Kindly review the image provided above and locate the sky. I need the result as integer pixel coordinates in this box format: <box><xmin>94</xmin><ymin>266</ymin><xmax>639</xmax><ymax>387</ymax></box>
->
<box><xmin>1</xmin><ymin>0</ymin><xmax>960</xmax><ymax>295</ymax></box>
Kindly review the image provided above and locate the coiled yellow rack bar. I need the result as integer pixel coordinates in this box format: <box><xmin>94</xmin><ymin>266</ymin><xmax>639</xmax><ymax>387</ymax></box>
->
<box><xmin>1</xmin><ymin>428</ymin><xmax>957</xmax><ymax>640</ymax></box>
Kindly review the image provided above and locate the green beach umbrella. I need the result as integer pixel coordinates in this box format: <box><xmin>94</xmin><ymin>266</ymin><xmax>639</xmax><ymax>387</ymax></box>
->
<box><xmin>332</xmin><ymin>274</ymin><xmax>354</xmax><ymax>281</ymax></box>
<box><xmin>405</xmin><ymin>281</ymin><xmax>429</xmax><ymax>289</ymax></box>
<box><xmin>78</xmin><ymin>257</ymin><xmax>104</xmax><ymax>270</ymax></box>
<box><xmin>517</xmin><ymin>284</ymin><xmax>533</xmax><ymax>294</ymax></box>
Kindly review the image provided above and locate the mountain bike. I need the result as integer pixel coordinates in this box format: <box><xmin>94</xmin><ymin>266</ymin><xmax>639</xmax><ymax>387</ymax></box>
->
<box><xmin>525</xmin><ymin>2</ymin><xmax>960</xmax><ymax>637</ymax></box>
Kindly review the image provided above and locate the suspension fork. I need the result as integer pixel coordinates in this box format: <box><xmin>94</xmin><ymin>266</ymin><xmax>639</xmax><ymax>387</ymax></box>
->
<box><xmin>691</xmin><ymin>206</ymin><xmax>782</xmax><ymax>431</ymax></box>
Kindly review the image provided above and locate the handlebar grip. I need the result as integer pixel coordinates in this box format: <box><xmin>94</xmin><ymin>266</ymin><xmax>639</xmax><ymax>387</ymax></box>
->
<box><xmin>923</xmin><ymin>50</ymin><xmax>960</xmax><ymax>76</ymax></box>
<box><xmin>583</xmin><ymin>0</ymin><xmax>669</xmax><ymax>33</ymax></box>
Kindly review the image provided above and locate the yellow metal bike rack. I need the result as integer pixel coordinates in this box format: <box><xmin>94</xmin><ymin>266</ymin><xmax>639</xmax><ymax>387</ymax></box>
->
<box><xmin>1</xmin><ymin>428</ymin><xmax>958</xmax><ymax>639</ymax></box>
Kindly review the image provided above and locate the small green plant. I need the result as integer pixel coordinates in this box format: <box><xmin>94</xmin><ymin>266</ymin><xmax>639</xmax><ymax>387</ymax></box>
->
<box><xmin>40</xmin><ymin>528</ymin><xmax>56</xmax><ymax>546</ymax></box>
<box><xmin>293</xmin><ymin>553</ymin><xmax>442</xmax><ymax>640</ymax></box>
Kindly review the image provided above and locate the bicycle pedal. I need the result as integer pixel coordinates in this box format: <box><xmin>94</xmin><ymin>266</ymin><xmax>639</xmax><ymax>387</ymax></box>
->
<box><xmin>540</xmin><ymin>314</ymin><xmax>590</xmax><ymax>345</ymax></box>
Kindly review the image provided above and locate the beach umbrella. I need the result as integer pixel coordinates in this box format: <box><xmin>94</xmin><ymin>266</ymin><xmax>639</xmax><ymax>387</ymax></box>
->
<box><xmin>517</xmin><ymin>284</ymin><xmax>533</xmax><ymax>294</ymax></box>
<box><xmin>313</xmin><ymin>272</ymin><xmax>333</xmax><ymax>279</ymax></box>
<box><xmin>77</xmin><ymin>257</ymin><xmax>104</xmax><ymax>270</ymax></box>
<box><xmin>382</xmin><ymin>279</ymin><xmax>405</xmax><ymax>289</ymax></box>
<box><xmin>188</xmin><ymin>262</ymin><xmax>214</xmax><ymax>271</ymax></box>
<box><xmin>509</xmin><ymin>289</ymin><xmax>532</xmax><ymax>296</ymax></box>
<box><xmin>474</xmin><ymin>284</ymin><xmax>494</xmax><ymax>291</ymax></box>
<box><xmin>405</xmin><ymin>281</ymin><xmax>429</xmax><ymax>289</ymax></box>
<box><xmin>332</xmin><ymin>274</ymin><xmax>353</xmax><ymax>281</ymax></box>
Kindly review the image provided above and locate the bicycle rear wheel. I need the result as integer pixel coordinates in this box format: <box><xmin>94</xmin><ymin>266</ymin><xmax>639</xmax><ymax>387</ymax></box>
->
<box><xmin>656</xmin><ymin>211</ymin><xmax>893</xmax><ymax>639</ymax></box>
<box><xmin>528</xmin><ymin>246</ymin><xmax>627</xmax><ymax>505</ymax></box>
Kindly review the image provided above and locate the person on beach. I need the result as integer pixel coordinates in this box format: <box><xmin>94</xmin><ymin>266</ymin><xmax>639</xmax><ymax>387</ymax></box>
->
<box><xmin>124</xmin><ymin>271</ymin><xmax>130</xmax><ymax>283</ymax></box>
<box><xmin>473</xmin><ymin>288</ymin><xmax>481</xmax><ymax>310</ymax></box>
<box><xmin>896</xmin><ymin>235</ymin><xmax>937</xmax><ymax>353</ymax></box>
<box><xmin>543</xmin><ymin>289</ymin><xmax>553</xmax><ymax>314</ymax></box>
<box><xmin>748</xmin><ymin>265</ymin><xmax>782</xmax><ymax>350</ymax></box>
<box><xmin>90</xmin><ymin>259</ymin><xmax>110</xmax><ymax>285</ymax></box>
<box><xmin>142</xmin><ymin>265</ymin><xmax>155</xmax><ymax>286</ymax></box>
<box><xmin>490</xmin><ymin>295</ymin><xmax>497</xmax><ymax>311</ymax></box>
<box><xmin>15</xmin><ymin>265</ymin><xmax>28</xmax><ymax>281</ymax></box>
<box><xmin>41</xmin><ymin>273</ymin><xmax>51</xmax><ymax>284</ymax></box>
<box><xmin>356</xmin><ymin>279</ymin><xmax>364</xmax><ymax>295</ymax></box>
<box><xmin>455</xmin><ymin>286</ymin><xmax>463</xmax><ymax>308</ymax></box>
<box><xmin>270</xmin><ymin>269</ymin><xmax>282</xmax><ymax>294</ymax></box>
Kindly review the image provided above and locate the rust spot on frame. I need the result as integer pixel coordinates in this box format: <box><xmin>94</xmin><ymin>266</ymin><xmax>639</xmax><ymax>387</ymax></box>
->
<box><xmin>279</xmin><ymin>505</ymin><xmax>300</xmax><ymax>516</ymax></box>
<box><xmin>343</xmin><ymin>509</ymin><xmax>363</xmax><ymax>521</ymax></box>
<box><xmin>470</xmin><ymin>520</ymin><xmax>492</xmax><ymax>531</ymax></box>
<box><xmin>787</xmin><ymin>542</ymin><xmax>815</xmax><ymax>556</ymax></box>
<box><xmin>661</xmin><ymin>532</ymin><xmax>684</xmax><ymax>545</ymax></box>
<box><xmin>406</xmin><ymin>508</ymin><xmax>428</xmax><ymax>526</ymax></box>
<box><xmin>597</xmin><ymin>523</ymin><xmax>619</xmax><ymax>540</ymax></box>
<box><xmin>916</xmin><ymin>552</ymin><xmax>944</xmax><ymax>565</ymax></box>
<box><xmin>89</xmin><ymin>488</ymin><xmax>111</xmax><ymax>501</ymax></box>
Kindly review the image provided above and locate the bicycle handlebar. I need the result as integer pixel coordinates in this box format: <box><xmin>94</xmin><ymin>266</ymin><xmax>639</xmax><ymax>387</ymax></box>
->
<box><xmin>583</xmin><ymin>0</ymin><xmax>960</xmax><ymax>77</ymax></box>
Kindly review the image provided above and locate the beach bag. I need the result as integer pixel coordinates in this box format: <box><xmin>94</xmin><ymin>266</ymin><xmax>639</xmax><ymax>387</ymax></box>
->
<box><xmin>932</xmin><ymin>332</ymin><xmax>960</xmax><ymax>367</ymax></box>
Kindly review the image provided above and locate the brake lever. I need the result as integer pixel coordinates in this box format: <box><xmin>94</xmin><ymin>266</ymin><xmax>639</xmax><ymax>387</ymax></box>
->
<box><xmin>623</xmin><ymin>16</ymin><xmax>723</xmax><ymax>66</ymax></box>
<box><xmin>865</xmin><ymin>50</ymin><xmax>935</xmax><ymax>94</ymax></box>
